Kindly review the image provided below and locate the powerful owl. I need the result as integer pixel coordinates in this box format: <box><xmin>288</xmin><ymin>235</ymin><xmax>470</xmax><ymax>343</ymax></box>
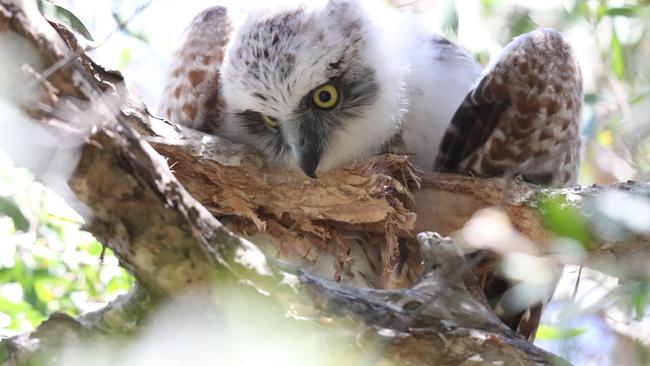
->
<box><xmin>159</xmin><ymin>0</ymin><xmax>582</xmax><ymax>339</ymax></box>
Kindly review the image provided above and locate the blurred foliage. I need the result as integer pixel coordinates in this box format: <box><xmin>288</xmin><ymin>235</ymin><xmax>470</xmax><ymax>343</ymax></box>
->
<box><xmin>539</xmin><ymin>195</ymin><xmax>594</xmax><ymax>249</ymax></box>
<box><xmin>0</xmin><ymin>154</ymin><xmax>133</xmax><ymax>336</ymax></box>
<box><xmin>36</xmin><ymin>0</ymin><xmax>94</xmax><ymax>41</ymax></box>
<box><xmin>627</xmin><ymin>280</ymin><xmax>650</xmax><ymax>320</ymax></box>
<box><xmin>0</xmin><ymin>197</ymin><xmax>29</xmax><ymax>233</ymax></box>
<box><xmin>536</xmin><ymin>324</ymin><xmax>587</xmax><ymax>340</ymax></box>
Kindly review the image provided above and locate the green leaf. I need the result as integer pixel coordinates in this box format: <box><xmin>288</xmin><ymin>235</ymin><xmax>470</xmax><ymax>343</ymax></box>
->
<box><xmin>0</xmin><ymin>296</ymin><xmax>44</xmax><ymax>329</ymax></box>
<box><xmin>606</xmin><ymin>6</ymin><xmax>645</xmax><ymax>18</ymax></box>
<box><xmin>83</xmin><ymin>266</ymin><xmax>100</xmax><ymax>297</ymax></box>
<box><xmin>536</xmin><ymin>324</ymin><xmax>587</xmax><ymax>340</ymax></box>
<box><xmin>37</xmin><ymin>1</ymin><xmax>94</xmax><ymax>41</ymax></box>
<box><xmin>595</xmin><ymin>2</ymin><xmax>609</xmax><ymax>21</ymax></box>
<box><xmin>443</xmin><ymin>1</ymin><xmax>459</xmax><ymax>37</ymax></box>
<box><xmin>571</xmin><ymin>0</ymin><xmax>593</xmax><ymax>23</ymax></box>
<box><xmin>0</xmin><ymin>268</ymin><xmax>14</xmax><ymax>283</ymax></box>
<box><xmin>506</xmin><ymin>9</ymin><xmax>537</xmax><ymax>39</ymax></box>
<box><xmin>610</xmin><ymin>29</ymin><xmax>626</xmax><ymax>80</ymax></box>
<box><xmin>539</xmin><ymin>195</ymin><xmax>593</xmax><ymax>249</ymax></box>
<box><xmin>80</xmin><ymin>241</ymin><xmax>104</xmax><ymax>257</ymax></box>
<box><xmin>0</xmin><ymin>341</ymin><xmax>7</xmax><ymax>366</ymax></box>
<box><xmin>0</xmin><ymin>196</ymin><xmax>29</xmax><ymax>232</ymax></box>
<box><xmin>480</xmin><ymin>0</ymin><xmax>499</xmax><ymax>12</ymax></box>
<box><xmin>106</xmin><ymin>273</ymin><xmax>134</xmax><ymax>294</ymax></box>
<box><xmin>636</xmin><ymin>339</ymin><xmax>649</xmax><ymax>366</ymax></box>
<box><xmin>119</xmin><ymin>48</ymin><xmax>132</xmax><ymax>70</ymax></box>
<box><xmin>630</xmin><ymin>91</ymin><xmax>650</xmax><ymax>105</ymax></box>
<box><xmin>583</xmin><ymin>93</ymin><xmax>603</xmax><ymax>104</ymax></box>
<box><xmin>628</xmin><ymin>281</ymin><xmax>649</xmax><ymax>321</ymax></box>
<box><xmin>0</xmin><ymin>296</ymin><xmax>31</xmax><ymax>313</ymax></box>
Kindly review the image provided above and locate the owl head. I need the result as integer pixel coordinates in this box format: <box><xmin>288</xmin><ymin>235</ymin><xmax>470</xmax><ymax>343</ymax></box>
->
<box><xmin>219</xmin><ymin>0</ymin><xmax>410</xmax><ymax>177</ymax></box>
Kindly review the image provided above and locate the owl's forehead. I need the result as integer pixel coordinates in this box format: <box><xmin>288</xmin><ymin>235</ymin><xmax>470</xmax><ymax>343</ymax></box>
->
<box><xmin>221</xmin><ymin>2</ymin><xmax>366</xmax><ymax>114</ymax></box>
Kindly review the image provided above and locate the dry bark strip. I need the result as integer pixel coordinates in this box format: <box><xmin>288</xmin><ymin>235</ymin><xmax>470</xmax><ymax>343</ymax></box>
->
<box><xmin>1</xmin><ymin>1</ymin><xmax>649</xmax><ymax>365</ymax></box>
<box><xmin>153</xmin><ymin>121</ymin><xmax>650</xmax><ymax>282</ymax></box>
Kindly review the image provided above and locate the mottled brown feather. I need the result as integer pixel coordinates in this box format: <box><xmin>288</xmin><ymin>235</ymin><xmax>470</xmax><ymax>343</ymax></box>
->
<box><xmin>434</xmin><ymin>28</ymin><xmax>582</xmax><ymax>187</ymax></box>
<box><xmin>158</xmin><ymin>6</ymin><xmax>234</xmax><ymax>133</ymax></box>
<box><xmin>436</xmin><ymin>29</ymin><xmax>582</xmax><ymax>341</ymax></box>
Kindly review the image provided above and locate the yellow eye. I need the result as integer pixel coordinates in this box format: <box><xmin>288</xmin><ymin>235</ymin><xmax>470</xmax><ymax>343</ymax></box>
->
<box><xmin>312</xmin><ymin>84</ymin><xmax>338</xmax><ymax>109</ymax></box>
<box><xmin>261</xmin><ymin>114</ymin><xmax>279</xmax><ymax>129</ymax></box>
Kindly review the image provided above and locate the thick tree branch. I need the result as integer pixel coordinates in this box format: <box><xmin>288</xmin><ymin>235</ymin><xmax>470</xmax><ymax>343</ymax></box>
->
<box><xmin>152</xmin><ymin>115</ymin><xmax>650</xmax><ymax>280</ymax></box>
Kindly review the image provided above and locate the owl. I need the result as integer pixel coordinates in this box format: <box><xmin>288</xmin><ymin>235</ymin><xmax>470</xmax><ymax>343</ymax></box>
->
<box><xmin>158</xmin><ymin>0</ymin><xmax>582</xmax><ymax>340</ymax></box>
<box><xmin>159</xmin><ymin>1</ymin><xmax>481</xmax><ymax>177</ymax></box>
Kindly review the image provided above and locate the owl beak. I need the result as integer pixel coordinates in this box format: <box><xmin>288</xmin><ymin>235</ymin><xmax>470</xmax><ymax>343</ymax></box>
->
<box><xmin>296</xmin><ymin>146</ymin><xmax>322</xmax><ymax>178</ymax></box>
<box><xmin>287</xmin><ymin>124</ymin><xmax>323</xmax><ymax>178</ymax></box>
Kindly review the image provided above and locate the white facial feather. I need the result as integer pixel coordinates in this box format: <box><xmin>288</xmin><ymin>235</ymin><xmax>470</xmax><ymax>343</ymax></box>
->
<box><xmin>162</xmin><ymin>0</ymin><xmax>480</xmax><ymax>174</ymax></box>
<box><xmin>217</xmin><ymin>0</ymin><xmax>479</xmax><ymax>173</ymax></box>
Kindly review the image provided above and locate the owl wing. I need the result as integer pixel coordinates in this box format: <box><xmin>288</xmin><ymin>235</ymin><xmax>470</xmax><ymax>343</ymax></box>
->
<box><xmin>434</xmin><ymin>29</ymin><xmax>582</xmax><ymax>341</ymax></box>
<box><xmin>158</xmin><ymin>6</ymin><xmax>234</xmax><ymax>133</ymax></box>
<box><xmin>434</xmin><ymin>28</ymin><xmax>582</xmax><ymax>187</ymax></box>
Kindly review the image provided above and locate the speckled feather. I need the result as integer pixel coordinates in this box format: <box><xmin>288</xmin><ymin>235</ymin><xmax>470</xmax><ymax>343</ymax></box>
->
<box><xmin>158</xmin><ymin>2</ymin><xmax>583</xmax><ymax>343</ymax></box>
<box><xmin>434</xmin><ymin>28</ymin><xmax>583</xmax><ymax>341</ymax></box>
<box><xmin>159</xmin><ymin>1</ymin><xmax>480</xmax><ymax>173</ymax></box>
<box><xmin>434</xmin><ymin>28</ymin><xmax>583</xmax><ymax>187</ymax></box>
<box><xmin>159</xmin><ymin>6</ymin><xmax>232</xmax><ymax>132</ymax></box>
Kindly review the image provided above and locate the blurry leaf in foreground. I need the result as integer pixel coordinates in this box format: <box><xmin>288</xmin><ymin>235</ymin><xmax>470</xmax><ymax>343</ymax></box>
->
<box><xmin>36</xmin><ymin>1</ymin><xmax>94</xmax><ymax>41</ymax></box>
<box><xmin>0</xmin><ymin>196</ymin><xmax>29</xmax><ymax>232</ymax></box>
<box><xmin>605</xmin><ymin>6</ymin><xmax>646</xmax><ymax>18</ymax></box>
<box><xmin>583</xmin><ymin>93</ymin><xmax>603</xmax><ymax>105</ymax></box>
<box><xmin>539</xmin><ymin>196</ymin><xmax>593</xmax><ymax>250</ymax></box>
<box><xmin>473</xmin><ymin>50</ymin><xmax>490</xmax><ymax>66</ymax></box>
<box><xmin>610</xmin><ymin>28</ymin><xmax>626</xmax><ymax>80</ymax></box>
<box><xmin>480</xmin><ymin>0</ymin><xmax>499</xmax><ymax>12</ymax></box>
<box><xmin>501</xmin><ymin>253</ymin><xmax>558</xmax><ymax>285</ymax></box>
<box><xmin>119</xmin><ymin>48</ymin><xmax>132</xmax><ymax>70</ymax></box>
<box><xmin>0</xmin><ymin>336</ymin><xmax>6</xmax><ymax>359</ymax></box>
<box><xmin>536</xmin><ymin>324</ymin><xmax>587</xmax><ymax>340</ymax></box>
<box><xmin>443</xmin><ymin>1</ymin><xmax>459</xmax><ymax>37</ymax></box>
<box><xmin>505</xmin><ymin>8</ymin><xmax>537</xmax><ymax>39</ymax></box>
<box><xmin>627</xmin><ymin>281</ymin><xmax>649</xmax><ymax>321</ymax></box>
<box><xmin>457</xmin><ymin>207</ymin><xmax>539</xmax><ymax>255</ymax></box>
<box><xmin>635</xmin><ymin>340</ymin><xmax>649</xmax><ymax>366</ymax></box>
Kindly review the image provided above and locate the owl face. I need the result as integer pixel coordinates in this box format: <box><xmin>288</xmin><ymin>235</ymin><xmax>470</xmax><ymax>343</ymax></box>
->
<box><xmin>219</xmin><ymin>0</ymin><xmax>408</xmax><ymax>177</ymax></box>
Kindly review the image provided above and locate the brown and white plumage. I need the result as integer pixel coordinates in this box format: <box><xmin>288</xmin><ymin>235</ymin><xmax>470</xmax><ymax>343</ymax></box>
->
<box><xmin>158</xmin><ymin>2</ymin><xmax>583</xmax><ymax>342</ymax></box>
<box><xmin>434</xmin><ymin>28</ymin><xmax>582</xmax><ymax>186</ymax></box>
<box><xmin>160</xmin><ymin>2</ymin><xmax>479</xmax><ymax>177</ymax></box>
<box><xmin>159</xmin><ymin>7</ymin><xmax>232</xmax><ymax>132</ymax></box>
<box><xmin>435</xmin><ymin>29</ymin><xmax>582</xmax><ymax>340</ymax></box>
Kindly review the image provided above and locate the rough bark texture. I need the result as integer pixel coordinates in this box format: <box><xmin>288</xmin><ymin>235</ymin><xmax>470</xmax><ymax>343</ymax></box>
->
<box><xmin>1</xmin><ymin>1</ymin><xmax>649</xmax><ymax>365</ymax></box>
